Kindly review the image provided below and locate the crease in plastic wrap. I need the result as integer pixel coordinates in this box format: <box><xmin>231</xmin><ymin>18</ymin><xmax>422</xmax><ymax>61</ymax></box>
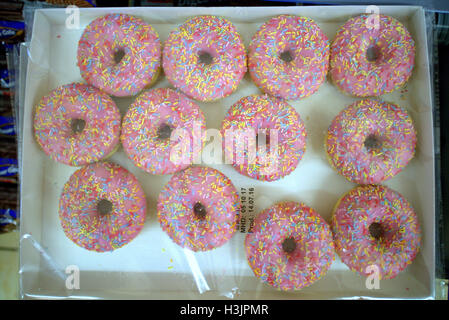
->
<box><xmin>18</xmin><ymin>6</ymin><xmax>437</xmax><ymax>299</ymax></box>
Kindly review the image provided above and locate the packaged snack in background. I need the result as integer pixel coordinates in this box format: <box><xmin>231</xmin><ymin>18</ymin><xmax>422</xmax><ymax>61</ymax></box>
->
<box><xmin>0</xmin><ymin>20</ymin><xmax>25</xmax><ymax>43</ymax></box>
<box><xmin>0</xmin><ymin>182</ymin><xmax>18</xmax><ymax>233</ymax></box>
<box><xmin>0</xmin><ymin>68</ymin><xmax>13</xmax><ymax>89</ymax></box>
<box><xmin>0</xmin><ymin>115</ymin><xmax>16</xmax><ymax>136</ymax></box>
<box><xmin>0</xmin><ymin>207</ymin><xmax>18</xmax><ymax>233</ymax></box>
<box><xmin>0</xmin><ymin>138</ymin><xmax>18</xmax><ymax>184</ymax></box>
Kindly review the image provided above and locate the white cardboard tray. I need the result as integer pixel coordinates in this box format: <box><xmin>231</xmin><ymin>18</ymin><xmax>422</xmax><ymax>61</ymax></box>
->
<box><xmin>20</xmin><ymin>6</ymin><xmax>435</xmax><ymax>299</ymax></box>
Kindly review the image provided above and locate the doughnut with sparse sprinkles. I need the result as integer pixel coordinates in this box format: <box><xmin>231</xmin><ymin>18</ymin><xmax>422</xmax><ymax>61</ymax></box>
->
<box><xmin>163</xmin><ymin>15</ymin><xmax>247</xmax><ymax>102</ymax></box>
<box><xmin>325</xmin><ymin>99</ymin><xmax>416</xmax><ymax>184</ymax></box>
<box><xmin>33</xmin><ymin>83</ymin><xmax>121</xmax><ymax>166</ymax></box>
<box><xmin>249</xmin><ymin>15</ymin><xmax>329</xmax><ymax>100</ymax></box>
<box><xmin>59</xmin><ymin>162</ymin><xmax>147</xmax><ymax>252</ymax></box>
<box><xmin>331</xmin><ymin>184</ymin><xmax>421</xmax><ymax>280</ymax></box>
<box><xmin>157</xmin><ymin>166</ymin><xmax>240</xmax><ymax>252</ymax></box>
<box><xmin>245</xmin><ymin>202</ymin><xmax>335</xmax><ymax>291</ymax></box>
<box><xmin>330</xmin><ymin>14</ymin><xmax>415</xmax><ymax>97</ymax></box>
<box><xmin>77</xmin><ymin>14</ymin><xmax>161</xmax><ymax>97</ymax></box>
<box><xmin>221</xmin><ymin>94</ymin><xmax>307</xmax><ymax>181</ymax></box>
<box><xmin>121</xmin><ymin>88</ymin><xmax>206</xmax><ymax>175</ymax></box>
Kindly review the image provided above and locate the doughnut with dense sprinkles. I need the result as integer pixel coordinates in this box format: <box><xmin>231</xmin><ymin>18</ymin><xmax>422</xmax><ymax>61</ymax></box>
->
<box><xmin>245</xmin><ymin>201</ymin><xmax>335</xmax><ymax>291</ymax></box>
<box><xmin>34</xmin><ymin>83</ymin><xmax>121</xmax><ymax>166</ymax></box>
<box><xmin>249</xmin><ymin>15</ymin><xmax>330</xmax><ymax>100</ymax></box>
<box><xmin>121</xmin><ymin>88</ymin><xmax>206</xmax><ymax>175</ymax></box>
<box><xmin>331</xmin><ymin>184</ymin><xmax>421</xmax><ymax>279</ymax></box>
<box><xmin>59</xmin><ymin>162</ymin><xmax>147</xmax><ymax>252</ymax></box>
<box><xmin>330</xmin><ymin>14</ymin><xmax>415</xmax><ymax>97</ymax></box>
<box><xmin>221</xmin><ymin>94</ymin><xmax>307</xmax><ymax>181</ymax></box>
<box><xmin>163</xmin><ymin>15</ymin><xmax>247</xmax><ymax>102</ymax></box>
<box><xmin>77</xmin><ymin>13</ymin><xmax>161</xmax><ymax>97</ymax></box>
<box><xmin>157</xmin><ymin>166</ymin><xmax>240</xmax><ymax>252</ymax></box>
<box><xmin>326</xmin><ymin>99</ymin><xmax>416</xmax><ymax>184</ymax></box>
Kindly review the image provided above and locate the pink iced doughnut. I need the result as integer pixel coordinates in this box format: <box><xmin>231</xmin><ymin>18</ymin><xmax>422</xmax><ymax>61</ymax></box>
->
<box><xmin>246</xmin><ymin>202</ymin><xmax>335</xmax><ymax>291</ymax></box>
<box><xmin>330</xmin><ymin>14</ymin><xmax>415</xmax><ymax>97</ymax></box>
<box><xmin>77</xmin><ymin>13</ymin><xmax>161</xmax><ymax>97</ymax></box>
<box><xmin>34</xmin><ymin>83</ymin><xmax>121</xmax><ymax>166</ymax></box>
<box><xmin>121</xmin><ymin>88</ymin><xmax>206</xmax><ymax>175</ymax></box>
<box><xmin>326</xmin><ymin>99</ymin><xmax>416</xmax><ymax>184</ymax></box>
<box><xmin>249</xmin><ymin>15</ymin><xmax>330</xmax><ymax>100</ymax></box>
<box><xmin>59</xmin><ymin>162</ymin><xmax>147</xmax><ymax>252</ymax></box>
<box><xmin>221</xmin><ymin>94</ymin><xmax>307</xmax><ymax>181</ymax></box>
<box><xmin>157</xmin><ymin>166</ymin><xmax>239</xmax><ymax>252</ymax></box>
<box><xmin>163</xmin><ymin>15</ymin><xmax>247</xmax><ymax>102</ymax></box>
<box><xmin>331</xmin><ymin>184</ymin><xmax>421</xmax><ymax>280</ymax></box>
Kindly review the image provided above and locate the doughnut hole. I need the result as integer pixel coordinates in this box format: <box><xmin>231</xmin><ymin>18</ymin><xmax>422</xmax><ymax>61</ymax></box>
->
<box><xmin>193</xmin><ymin>202</ymin><xmax>207</xmax><ymax>219</ymax></box>
<box><xmin>157</xmin><ymin>123</ymin><xmax>173</xmax><ymax>140</ymax></box>
<box><xmin>279</xmin><ymin>49</ymin><xmax>295</xmax><ymax>63</ymax></box>
<box><xmin>70</xmin><ymin>118</ymin><xmax>86</xmax><ymax>135</ymax></box>
<box><xmin>256</xmin><ymin>130</ymin><xmax>271</xmax><ymax>149</ymax></box>
<box><xmin>364</xmin><ymin>134</ymin><xmax>383</xmax><ymax>152</ymax></box>
<box><xmin>113</xmin><ymin>48</ymin><xmax>126</xmax><ymax>65</ymax></box>
<box><xmin>97</xmin><ymin>199</ymin><xmax>113</xmax><ymax>216</ymax></box>
<box><xmin>198</xmin><ymin>50</ymin><xmax>214</xmax><ymax>65</ymax></box>
<box><xmin>366</xmin><ymin>44</ymin><xmax>381</xmax><ymax>63</ymax></box>
<box><xmin>368</xmin><ymin>222</ymin><xmax>385</xmax><ymax>240</ymax></box>
<box><xmin>282</xmin><ymin>236</ymin><xmax>297</xmax><ymax>253</ymax></box>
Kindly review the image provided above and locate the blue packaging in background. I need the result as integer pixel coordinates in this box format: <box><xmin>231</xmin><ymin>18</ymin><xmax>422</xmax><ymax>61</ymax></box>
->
<box><xmin>0</xmin><ymin>68</ymin><xmax>13</xmax><ymax>89</ymax></box>
<box><xmin>0</xmin><ymin>116</ymin><xmax>16</xmax><ymax>136</ymax></box>
<box><xmin>0</xmin><ymin>20</ymin><xmax>25</xmax><ymax>42</ymax></box>
<box><xmin>0</xmin><ymin>208</ymin><xmax>17</xmax><ymax>227</ymax></box>
<box><xmin>0</xmin><ymin>158</ymin><xmax>18</xmax><ymax>177</ymax></box>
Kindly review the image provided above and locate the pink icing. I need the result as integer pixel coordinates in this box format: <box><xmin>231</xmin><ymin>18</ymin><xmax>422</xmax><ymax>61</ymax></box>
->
<box><xmin>163</xmin><ymin>15</ymin><xmax>247</xmax><ymax>102</ymax></box>
<box><xmin>331</xmin><ymin>184</ymin><xmax>421</xmax><ymax>280</ymax></box>
<box><xmin>77</xmin><ymin>14</ymin><xmax>161</xmax><ymax>97</ymax></box>
<box><xmin>221</xmin><ymin>94</ymin><xmax>307</xmax><ymax>181</ymax></box>
<box><xmin>34</xmin><ymin>83</ymin><xmax>121</xmax><ymax>166</ymax></box>
<box><xmin>326</xmin><ymin>99</ymin><xmax>416</xmax><ymax>184</ymax></box>
<box><xmin>59</xmin><ymin>162</ymin><xmax>147</xmax><ymax>252</ymax></box>
<box><xmin>249</xmin><ymin>15</ymin><xmax>329</xmax><ymax>100</ymax></box>
<box><xmin>245</xmin><ymin>202</ymin><xmax>335</xmax><ymax>291</ymax></box>
<box><xmin>330</xmin><ymin>14</ymin><xmax>415</xmax><ymax>97</ymax></box>
<box><xmin>157</xmin><ymin>166</ymin><xmax>239</xmax><ymax>252</ymax></box>
<box><xmin>121</xmin><ymin>88</ymin><xmax>206</xmax><ymax>175</ymax></box>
